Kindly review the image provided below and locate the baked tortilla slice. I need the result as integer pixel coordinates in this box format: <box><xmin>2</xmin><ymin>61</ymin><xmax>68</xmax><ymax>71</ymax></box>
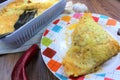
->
<box><xmin>62</xmin><ymin>13</ymin><xmax>120</xmax><ymax>77</ymax></box>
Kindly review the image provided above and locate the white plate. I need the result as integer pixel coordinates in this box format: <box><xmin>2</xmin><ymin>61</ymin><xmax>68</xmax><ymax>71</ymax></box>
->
<box><xmin>40</xmin><ymin>13</ymin><xmax>120</xmax><ymax>80</ymax></box>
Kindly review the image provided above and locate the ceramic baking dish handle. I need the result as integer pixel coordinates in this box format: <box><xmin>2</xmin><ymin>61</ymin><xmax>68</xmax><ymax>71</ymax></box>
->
<box><xmin>11</xmin><ymin>44</ymin><xmax>40</xmax><ymax>80</ymax></box>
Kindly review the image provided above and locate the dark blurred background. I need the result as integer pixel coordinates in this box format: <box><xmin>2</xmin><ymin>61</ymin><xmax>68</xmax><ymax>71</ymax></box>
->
<box><xmin>0</xmin><ymin>0</ymin><xmax>7</xmax><ymax>3</ymax></box>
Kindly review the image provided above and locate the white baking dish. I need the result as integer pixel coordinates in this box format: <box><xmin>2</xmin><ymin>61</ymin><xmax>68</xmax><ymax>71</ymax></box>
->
<box><xmin>0</xmin><ymin>0</ymin><xmax>66</xmax><ymax>48</ymax></box>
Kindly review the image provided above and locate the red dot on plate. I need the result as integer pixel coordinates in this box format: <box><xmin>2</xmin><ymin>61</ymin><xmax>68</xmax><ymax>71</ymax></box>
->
<box><xmin>92</xmin><ymin>16</ymin><xmax>99</xmax><ymax>22</ymax></box>
<box><xmin>116</xmin><ymin>65</ymin><xmax>120</xmax><ymax>70</ymax></box>
<box><xmin>43</xmin><ymin>29</ymin><xmax>49</xmax><ymax>36</ymax></box>
<box><xmin>53</xmin><ymin>19</ymin><xmax>60</xmax><ymax>24</ymax></box>
<box><xmin>104</xmin><ymin>77</ymin><xmax>114</xmax><ymax>80</ymax></box>
<box><xmin>69</xmin><ymin>76</ymin><xmax>85</xmax><ymax>80</ymax></box>
<box><xmin>43</xmin><ymin>47</ymin><xmax>56</xmax><ymax>58</ymax></box>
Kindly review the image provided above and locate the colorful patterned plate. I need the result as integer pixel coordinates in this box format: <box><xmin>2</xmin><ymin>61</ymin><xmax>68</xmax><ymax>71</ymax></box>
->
<box><xmin>40</xmin><ymin>13</ymin><xmax>120</xmax><ymax>80</ymax></box>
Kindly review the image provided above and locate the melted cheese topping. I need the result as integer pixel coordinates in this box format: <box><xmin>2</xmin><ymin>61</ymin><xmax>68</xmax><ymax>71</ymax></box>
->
<box><xmin>0</xmin><ymin>0</ymin><xmax>58</xmax><ymax>34</ymax></box>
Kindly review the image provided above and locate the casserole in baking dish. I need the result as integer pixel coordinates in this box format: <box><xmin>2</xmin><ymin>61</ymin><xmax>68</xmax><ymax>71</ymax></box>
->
<box><xmin>0</xmin><ymin>0</ymin><xmax>58</xmax><ymax>34</ymax></box>
<box><xmin>0</xmin><ymin>0</ymin><xmax>66</xmax><ymax>48</ymax></box>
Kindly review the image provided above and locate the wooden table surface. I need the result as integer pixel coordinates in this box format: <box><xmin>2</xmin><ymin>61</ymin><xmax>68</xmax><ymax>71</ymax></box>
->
<box><xmin>0</xmin><ymin>0</ymin><xmax>120</xmax><ymax>80</ymax></box>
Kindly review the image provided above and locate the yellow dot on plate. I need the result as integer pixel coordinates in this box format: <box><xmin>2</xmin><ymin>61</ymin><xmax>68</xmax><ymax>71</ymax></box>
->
<box><xmin>67</xmin><ymin>23</ymin><xmax>79</xmax><ymax>30</ymax></box>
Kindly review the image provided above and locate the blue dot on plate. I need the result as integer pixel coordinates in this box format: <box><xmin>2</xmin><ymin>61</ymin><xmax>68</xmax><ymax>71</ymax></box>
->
<box><xmin>100</xmin><ymin>15</ymin><xmax>108</xmax><ymax>19</ymax></box>
<box><xmin>52</xmin><ymin>25</ymin><xmax>62</xmax><ymax>33</ymax></box>
<box><xmin>95</xmin><ymin>73</ymin><xmax>106</xmax><ymax>77</ymax></box>
<box><xmin>55</xmin><ymin>73</ymin><xmax>68</xmax><ymax>80</ymax></box>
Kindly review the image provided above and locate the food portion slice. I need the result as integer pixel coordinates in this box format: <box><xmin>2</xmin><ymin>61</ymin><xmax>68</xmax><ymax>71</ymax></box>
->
<box><xmin>62</xmin><ymin>13</ymin><xmax>120</xmax><ymax>77</ymax></box>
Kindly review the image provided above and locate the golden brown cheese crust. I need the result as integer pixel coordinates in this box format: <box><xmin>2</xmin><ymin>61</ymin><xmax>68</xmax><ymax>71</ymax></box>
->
<box><xmin>0</xmin><ymin>0</ymin><xmax>58</xmax><ymax>34</ymax></box>
<box><xmin>62</xmin><ymin>13</ymin><xmax>120</xmax><ymax>77</ymax></box>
